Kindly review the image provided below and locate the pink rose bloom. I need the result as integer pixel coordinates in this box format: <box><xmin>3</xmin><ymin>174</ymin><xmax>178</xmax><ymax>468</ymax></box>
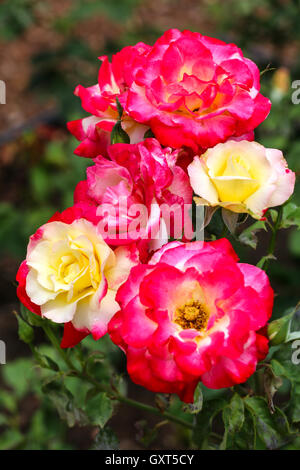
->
<box><xmin>108</xmin><ymin>239</ymin><xmax>273</xmax><ymax>402</ymax></box>
<box><xmin>74</xmin><ymin>138</ymin><xmax>193</xmax><ymax>248</ymax></box>
<box><xmin>16</xmin><ymin>207</ymin><xmax>139</xmax><ymax>348</ymax></box>
<box><xmin>67</xmin><ymin>42</ymin><xmax>151</xmax><ymax>158</ymax></box>
<box><xmin>125</xmin><ymin>29</ymin><xmax>271</xmax><ymax>152</ymax></box>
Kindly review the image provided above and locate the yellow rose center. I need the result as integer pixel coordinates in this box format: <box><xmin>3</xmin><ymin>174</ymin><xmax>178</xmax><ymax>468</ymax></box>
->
<box><xmin>51</xmin><ymin>234</ymin><xmax>103</xmax><ymax>303</ymax></box>
<box><xmin>175</xmin><ymin>300</ymin><xmax>210</xmax><ymax>331</ymax></box>
<box><xmin>223</xmin><ymin>155</ymin><xmax>252</xmax><ymax>178</ymax></box>
<box><xmin>211</xmin><ymin>154</ymin><xmax>259</xmax><ymax>203</ymax></box>
<box><xmin>25</xmin><ymin>219</ymin><xmax>120</xmax><ymax>328</ymax></box>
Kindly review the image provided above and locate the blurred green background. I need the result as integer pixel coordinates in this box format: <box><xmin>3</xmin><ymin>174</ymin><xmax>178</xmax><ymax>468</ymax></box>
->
<box><xmin>0</xmin><ymin>0</ymin><xmax>299</xmax><ymax>449</ymax></box>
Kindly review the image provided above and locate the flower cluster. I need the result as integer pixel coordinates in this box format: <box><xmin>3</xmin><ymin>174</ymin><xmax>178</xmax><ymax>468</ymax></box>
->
<box><xmin>17</xmin><ymin>29</ymin><xmax>296</xmax><ymax>402</ymax></box>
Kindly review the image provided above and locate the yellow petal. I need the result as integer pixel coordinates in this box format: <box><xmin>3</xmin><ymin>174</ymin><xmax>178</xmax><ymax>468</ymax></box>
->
<box><xmin>212</xmin><ymin>176</ymin><xmax>259</xmax><ymax>203</ymax></box>
<box><xmin>222</xmin><ymin>155</ymin><xmax>252</xmax><ymax>178</ymax></box>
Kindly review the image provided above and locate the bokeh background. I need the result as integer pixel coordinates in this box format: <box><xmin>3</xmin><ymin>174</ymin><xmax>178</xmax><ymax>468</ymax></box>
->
<box><xmin>0</xmin><ymin>0</ymin><xmax>299</xmax><ymax>449</ymax></box>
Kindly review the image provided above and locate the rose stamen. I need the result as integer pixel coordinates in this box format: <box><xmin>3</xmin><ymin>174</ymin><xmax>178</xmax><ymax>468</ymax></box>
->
<box><xmin>175</xmin><ymin>300</ymin><xmax>209</xmax><ymax>331</ymax></box>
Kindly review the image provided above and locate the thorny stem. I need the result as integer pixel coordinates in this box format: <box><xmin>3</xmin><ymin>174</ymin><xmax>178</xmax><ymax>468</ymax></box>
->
<box><xmin>42</xmin><ymin>322</ymin><xmax>195</xmax><ymax>431</ymax></box>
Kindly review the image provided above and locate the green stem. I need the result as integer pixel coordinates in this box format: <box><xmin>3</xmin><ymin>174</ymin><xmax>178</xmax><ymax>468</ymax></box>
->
<box><xmin>262</xmin><ymin>206</ymin><xmax>283</xmax><ymax>272</ymax></box>
<box><xmin>42</xmin><ymin>322</ymin><xmax>194</xmax><ymax>430</ymax></box>
<box><xmin>115</xmin><ymin>394</ymin><xmax>195</xmax><ymax>430</ymax></box>
<box><xmin>42</xmin><ymin>322</ymin><xmax>77</xmax><ymax>372</ymax></box>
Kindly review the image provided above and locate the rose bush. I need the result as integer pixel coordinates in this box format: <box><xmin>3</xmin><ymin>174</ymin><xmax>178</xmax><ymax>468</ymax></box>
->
<box><xmin>14</xmin><ymin>26</ymin><xmax>300</xmax><ymax>450</ymax></box>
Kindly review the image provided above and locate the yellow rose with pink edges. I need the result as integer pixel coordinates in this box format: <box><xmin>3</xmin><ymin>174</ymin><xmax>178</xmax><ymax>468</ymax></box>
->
<box><xmin>188</xmin><ymin>140</ymin><xmax>295</xmax><ymax>219</ymax></box>
<box><xmin>16</xmin><ymin>209</ymin><xmax>139</xmax><ymax>347</ymax></box>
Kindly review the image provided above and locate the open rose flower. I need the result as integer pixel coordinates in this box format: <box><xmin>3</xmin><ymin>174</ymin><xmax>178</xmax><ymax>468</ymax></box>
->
<box><xmin>67</xmin><ymin>43</ymin><xmax>151</xmax><ymax>158</ymax></box>
<box><xmin>108</xmin><ymin>239</ymin><xmax>273</xmax><ymax>402</ymax></box>
<box><xmin>125</xmin><ymin>29</ymin><xmax>271</xmax><ymax>152</ymax></box>
<box><xmin>188</xmin><ymin>140</ymin><xmax>295</xmax><ymax>219</ymax></box>
<box><xmin>74</xmin><ymin>138</ymin><xmax>193</xmax><ymax>248</ymax></box>
<box><xmin>16</xmin><ymin>207</ymin><xmax>139</xmax><ymax>347</ymax></box>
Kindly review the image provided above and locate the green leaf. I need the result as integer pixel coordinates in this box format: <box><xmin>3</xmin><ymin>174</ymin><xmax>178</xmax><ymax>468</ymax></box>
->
<box><xmin>16</xmin><ymin>312</ymin><xmax>34</xmax><ymax>344</ymax></box>
<box><xmin>233</xmin><ymin>409</ymin><xmax>257</xmax><ymax>450</ymax></box>
<box><xmin>244</xmin><ymin>396</ymin><xmax>292</xmax><ymax>449</ymax></box>
<box><xmin>64</xmin><ymin>376</ymin><xmax>92</xmax><ymax>410</ymax></box>
<box><xmin>83</xmin><ymin>351</ymin><xmax>105</xmax><ymax>376</ymax></box>
<box><xmin>238</xmin><ymin>220</ymin><xmax>267</xmax><ymax>249</ymax></box>
<box><xmin>182</xmin><ymin>384</ymin><xmax>203</xmax><ymax>414</ymax></box>
<box><xmin>271</xmin><ymin>352</ymin><xmax>300</xmax><ymax>423</ymax></box>
<box><xmin>20</xmin><ymin>304</ymin><xmax>43</xmax><ymax>327</ymax></box>
<box><xmin>43</xmin><ymin>379</ymin><xmax>88</xmax><ymax>427</ymax></box>
<box><xmin>85</xmin><ymin>392</ymin><xmax>113</xmax><ymax>428</ymax></box>
<box><xmin>224</xmin><ymin>393</ymin><xmax>244</xmax><ymax>433</ymax></box>
<box><xmin>93</xmin><ymin>427</ymin><xmax>119</xmax><ymax>450</ymax></box>
<box><xmin>2</xmin><ymin>358</ymin><xmax>35</xmax><ymax>398</ymax></box>
<box><xmin>220</xmin><ymin>393</ymin><xmax>244</xmax><ymax>449</ymax></box>
<box><xmin>43</xmin><ymin>354</ymin><xmax>60</xmax><ymax>371</ymax></box>
<box><xmin>33</xmin><ymin>350</ymin><xmax>60</xmax><ymax>371</ymax></box>
<box><xmin>193</xmin><ymin>398</ymin><xmax>227</xmax><ymax>448</ymax></box>
<box><xmin>116</xmin><ymin>97</ymin><xmax>123</xmax><ymax>119</ymax></box>
<box><xmin>110</xmin><ymin>121</ymin><xmax>130</xmax><ymax>144</ymax></box>
<box><xmin>280</xmin><ymin>202</ymin><xmax>300</xmax><ymax>230</ymax></box>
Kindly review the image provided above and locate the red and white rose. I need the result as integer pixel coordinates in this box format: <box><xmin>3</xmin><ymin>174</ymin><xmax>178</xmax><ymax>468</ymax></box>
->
<box><xmin>67</xmin><ymin>43</ymin><xmax>151</xmax><ymax>158</ymax></box>
<box><xmin>109</xmin><ymin>239</ymin><xmax>273</xmax><ymax>402</ymax></box>
<box><xmin>125</xmin><ymin>29</ymin><xmax>271</xmax><ymax>152</ymax></box>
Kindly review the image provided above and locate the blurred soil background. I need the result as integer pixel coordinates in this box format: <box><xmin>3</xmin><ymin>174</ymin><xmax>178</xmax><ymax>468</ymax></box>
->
<box><xmin>0</xmin><ymin>0</ymin><xmax>299</xmax><ymax>449</ymax></box>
